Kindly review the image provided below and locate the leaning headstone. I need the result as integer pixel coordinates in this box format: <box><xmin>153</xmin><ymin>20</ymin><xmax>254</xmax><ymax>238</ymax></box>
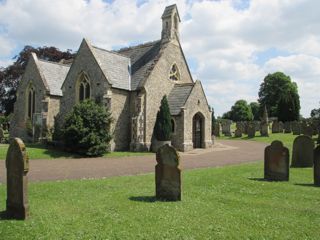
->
<box><xmin>156</xmin><ymin>144</ymin><xmax>181</xmax><ymax>201</ymax></box>
<box><xmin>314</xmin><ymin>145</ymin><xmax>320</xmax><ymax>186</ymax></box>
<box><xmin>247</xmin><ymin>122</ymin><xmax>256</xmax><ymax>138</ymax></box>
<box><xmin>272</xmin><ymin>121</ymin><xmax>280</xmax><ymax>133</ymax></box>
<box><xmin>264</xmin><ymin>141</ymin><xmax>289</xmax><ymax>181</ymax></box>
<box><xmin>284</xmin><ymin>122</ymin><xmax>291</xmax><ymax>133</ymax></box>
<box><xmin>6</xmin><ymin>138</ymin><xmax>29</xmax><ymax>219</ymax></box>
<box><xmin>291</xmin><ymin>135</ymin><xmax>314</xmax><ymax>168</ymax></box>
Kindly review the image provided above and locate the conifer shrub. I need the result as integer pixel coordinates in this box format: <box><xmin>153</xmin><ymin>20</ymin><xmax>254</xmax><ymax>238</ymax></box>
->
<box><xmin>154</xmin><ymin>95</ymin><xmax>172</xmax><ymax>141</ymax></box>
<box><xmin>63</xmin><ymin>100</ymin><xmax>112</xmax><ymax>156</ymax></box>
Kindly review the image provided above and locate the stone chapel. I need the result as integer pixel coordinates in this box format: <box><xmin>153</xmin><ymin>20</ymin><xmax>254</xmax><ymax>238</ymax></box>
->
<box><xmin>10</xmin><ymin>4</ymin><xmax>213</xmax><ymax>152</ymax></box>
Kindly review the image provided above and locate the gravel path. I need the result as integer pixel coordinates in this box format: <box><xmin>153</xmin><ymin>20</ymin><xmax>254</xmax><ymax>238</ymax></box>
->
<box><xmin>0</xmin><ymin>140</ymin><xmax>267</xmax><ymax>182</ymax></box>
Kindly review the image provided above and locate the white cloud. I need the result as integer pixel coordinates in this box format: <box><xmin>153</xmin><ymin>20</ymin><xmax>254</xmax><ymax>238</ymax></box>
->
<box><xmin>0</xmin><ymin>0</ymin><xmax>319</xmax><ymax>116</ymax></box>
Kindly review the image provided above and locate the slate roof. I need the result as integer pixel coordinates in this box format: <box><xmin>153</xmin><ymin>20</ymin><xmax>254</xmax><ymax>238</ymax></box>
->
<box><xmin>116</xmin><ymin>40</ymin><xmax>162</xmax><ymax>90</ymax></box>
<box><xmin>168</xmin><ymin>83</ymin><xmax>194</xmax><ymax>115</ymax></box>
<box><xmin>37</xmin><ymin>60</ymin><xmax>70</xmax><ymax>96</ymax></box>
<box><xmin>91</xmin><ymin>46</ymin><xmax>131</xmax><ymax>90</ymax></box>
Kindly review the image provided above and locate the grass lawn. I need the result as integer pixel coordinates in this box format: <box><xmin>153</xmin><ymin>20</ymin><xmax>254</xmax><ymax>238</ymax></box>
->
<box><xmin>0</xmin><ymin>143</ymin><xmax>153</xmax><ymax>160</ymax></box>
<box><xmin>0</xmin><ymin>162</ymin><xmax>319</xmax><ymax>239</ymax></box>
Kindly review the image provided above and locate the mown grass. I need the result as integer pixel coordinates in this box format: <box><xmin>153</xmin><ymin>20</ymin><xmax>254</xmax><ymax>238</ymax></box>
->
<box><xmin>0</xmin><ymin>162</ymin><xmax>319</xmax><ymax>239</ymax></box>
<box><xmin>0</xmin><ymin>143</ymin><xmax>152</xmax><ymax>160</ymax></box>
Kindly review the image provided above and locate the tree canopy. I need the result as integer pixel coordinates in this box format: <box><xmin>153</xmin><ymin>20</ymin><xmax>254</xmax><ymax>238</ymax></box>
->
<box><xmin>249</xmin><ymin>102</ymin><xmax>260</xmax><ymax>121</ymax></box>
<box><xmin>223</xmin><ymin>99</ymin><xmax>253</xmax><ymax>121</ymax></box>
<box><xmin>0</xmin><ymin>46</ymin><xmax>74</xmax><ymax>115</ymax></box>
<box><xmin>258</xmin><ymin>72</ymin><xmax>300</xmax><ymax>121</ymax></box>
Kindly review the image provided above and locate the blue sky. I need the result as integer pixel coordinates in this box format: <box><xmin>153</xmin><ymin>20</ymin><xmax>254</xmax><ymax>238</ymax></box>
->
<box><xmin>0</xmin><ymin>0</ymin><xmax>319</xmax><ymax>117</ymax></box>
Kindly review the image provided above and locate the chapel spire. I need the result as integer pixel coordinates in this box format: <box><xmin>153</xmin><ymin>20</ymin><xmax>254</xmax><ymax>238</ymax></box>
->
<box><xmin>161</xmin><ymin>4</ymin><xmax>181</xmax><ymax>43</ymax></box>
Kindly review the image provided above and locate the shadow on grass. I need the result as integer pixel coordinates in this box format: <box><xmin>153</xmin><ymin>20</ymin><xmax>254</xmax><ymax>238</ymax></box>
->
<box><xmin>26</xmin><ymin>143</ymin><xmax>83</xmax><ymax>159</ymax></box>
<box><xmin>0</xmin><ymin>210</ymin><xmax>24</xmax><ymax>221</ymax></box>
<box><xmin>129</xmin><ymin>196</ymin><xmax>157</xmax><ymax>203</ymax></box>
<box><xmin>248</xmin><ymin>177</ymin><xmax>268</xmax><ymax>182</ymax></box>
<box><xmin>294</xmin><ymin>183</ymin><xmax>319</xmax><ymax>188</ymax></box>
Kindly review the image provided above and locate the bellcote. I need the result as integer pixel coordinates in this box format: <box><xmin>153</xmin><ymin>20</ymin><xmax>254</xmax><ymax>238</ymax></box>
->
<box><xmin>161</xmin><ymin>4</ymin><xmax>181</xmax><ymax>43</ymax></box>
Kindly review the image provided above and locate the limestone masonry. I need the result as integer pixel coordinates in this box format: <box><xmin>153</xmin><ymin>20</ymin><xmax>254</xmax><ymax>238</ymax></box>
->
<box><xmin>10</xmin><ymin>4</ymin><xmax>212</xmax><ymax>152</ymax></box>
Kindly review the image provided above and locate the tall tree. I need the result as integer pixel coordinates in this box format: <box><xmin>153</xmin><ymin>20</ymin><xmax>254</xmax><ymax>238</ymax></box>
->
<box><xmin>154</xmin><ymin>95</ymin><xmax>172</xmax><ymax>141</ymax></box>
<box><xmin>258</xmin><ymin>72</ymin><xmax>300</xmax><ymax>120</ymax></box>
<box><xmin>0</xmin><ymin>46</ymin><xmax>74</xmax><ymax>115</ymax></box>
<box><xmin>250</xmin><ymin>102</ymin><xmax>260</xmax><ymax>120</ymax></box>
<box><xmin>223</xmin><ymin>100</ymin><xmax>253</xmax><ymax>121</ymax></box>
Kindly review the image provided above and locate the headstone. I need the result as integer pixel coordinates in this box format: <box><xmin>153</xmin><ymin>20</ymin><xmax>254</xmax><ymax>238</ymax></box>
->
<box><xmin>264</xmin><ymin>141</ymin><xmax>289</xmax><ymax>181</ymax></box>
<box><xmin>272</xmin><ymin>121</ymin><xmax>280</xmax><ymax>133</ymax></box>
<box><xmin>213</xmin><ymin>122</ymin><xmax>220</xmax><ymax>137</ymax></box>
<box><xmin>314</xmin><ymin>145</ymin><xmax>320</xmax><ymax>186</ymax></box>
<box><xmin>279</xmin><ymin>121</ymin><xmax>284</xmax><ymax>133</ymax></box>
<box><xmin>0</xmin><ymin>127</ymin><xmax>4</xmax><ymax>142</ymax></box>
<box><xmin>284</xmin><ymin>122</ymin><xmax>291</xmax><ymax>133</ymax></box>
<box><xmin>6</xmin><ymin>138</ymin><xmax>29</xmax><ymax>219</ymax></box>
<box><xmin>254</xmin><ymin>121</ymin><xmax>260</xmax><ymax>132</ymax></box>
<box><xmin>234</xmin><ymin>128</ymin><xmax>242</xmax><ymax>138</ymax></box>
<box><xmin>243</xmin><ymin>121</ymin><xmax>248</xmax><ymax>134</ymax></box>
<box><xmin>291</xmin><ymin>135</ymin><xmax>314</xmax><ymax>168</ymax></box>
<box><xmin>291</xmin><ymin>121</ymin><xmax>301</xmax><ymax>135</ymax></box>
<box><xmin>260</xmin><ymin>123</ymin><xmax>269</xmax><ymax>137</ymax></box>
<box><xmin>247</xmin><ymin>122</ymin><xmax>256</xmax><ymax>138</ymax></box>
<box><xmin>156</xmin><ymin>144</ymin><xmax>181</xmax><ymax>201</ymax></box>
<box><xmin>221</xmin><ymin>120</ymin><xmax>232</xmax><ymax>137</ymax></box>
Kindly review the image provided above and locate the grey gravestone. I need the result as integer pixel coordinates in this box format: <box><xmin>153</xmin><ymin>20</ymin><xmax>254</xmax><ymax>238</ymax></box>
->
<box><xmin>213</xmin><ymin>122</ymin><xmax>220</xmax><ymax>137</ymax></box>
<box><xmin>6</xmin><ymin>138</ymin><xmax>29</xmax><ymax>219</ymax></box>
<box><xmin>279</xmin><ymin>121</ymin><xmax>284</xmax><ymax>133</ymax></box>
<box><xmin>221</xmin><ymin>120</ymin><xmax>232</xmax><ymax>136</ymax></box>
<box><xmin>284</xmin><ymin>122</ymin><xmax>291</xmax><ymax>133</ymax></box>
<box><xmin>314</xmin><ymin>145</ymin><xmax>320</xmax><ymax>186</ymax></box>
<box><xmin>272</xmin><ymin>121</ymin><xmax>280</xmax><ymax>133</ymax></box>
<box><xmin>234</xmin><ymin>128</ymin><xmax>242</xmax><ymax>138</ymax></box>
<box><xmin>254</xmin><ymin>121</ymin><xmax>260</xmax><ymax>132</ymax></box>
<box><xmin>247</xmin><ymin>122</ymin><xmax>255</xmax><ymax>138</ymax></box>
<box><xmin>291</xmin><ymin>135</ymin><xmax>314</xmax><ymax>168</ymax></box>
<box><xmin>292</xmin><ymin>121</ymin><xmax>301</xmax><ymax>135</ymax></box>
<box><xmin>156</xmin><ymin>144</ymin><xmax>181</xmax><ymax>201</ymax></box>
<box><xmin>264</xmin><ymin>141</ymin><xmax>289</xmax><ymax>181</ymax></box>
<box><xmin>260</xmin><ymin>123</ymin><xmax>269</xmax><ymax>137</ymax></box>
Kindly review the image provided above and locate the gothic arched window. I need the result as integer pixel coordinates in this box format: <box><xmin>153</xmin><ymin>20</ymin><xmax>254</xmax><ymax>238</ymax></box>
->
<box><xmin>78</xmin><ymin>74</ymin><xmax>91</xmax><ymax>101</ymax></box>
<box><xmin>169</xmin><ymin>64</ymin><xmax>180</xmax><ymax>81</ymax></box>
<box><xmin>171</xmin><ymin>118</ymin><xmax>175</xmax><ymax>133</ymax></box>
<box><xmin>27</xmin><ymin>87</ymin><xmax>35</xmax><ymax>120</ymax></box>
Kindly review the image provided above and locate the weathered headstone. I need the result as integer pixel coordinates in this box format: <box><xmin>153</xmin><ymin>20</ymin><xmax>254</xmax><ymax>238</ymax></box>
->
<box><xmin>6</xmin><ymin>138</ymin><xmax>29</xmax><ymax>219</ymax></box>
<box><xmin>234</xmin><ymin>128</ymin><xmax>242</xmax><ymax>138</ymax></box>
<box><xmin>260</xmin><ymin>123</ymin><xmax>269</xmax><ymax>137</ymax></box>
<box><xmin>247</xmin><ymin>122</ymin><xmax>255</xmax><ymax>138</ymax></box>
<box><xmin>156</xmin><ymin>144</ymin><xmax>181</xmax><ymax>201</ymax></box>
<box><xmin>272</xmin><ymin>121</ymin><xmax>280</xmax><ymax>133</ymax></box>
<box><xmin>254</xmin><ymin>121</ymin><xmax>260</xmax><ymax>132</ymax></box>
<box><xmin>264</xmin><ymin>141</ymin><xmax>289</xmax><ymax>181</ymax></box>
<box><xmin>291</xmin><ymin>121</ymin><xmax>301</xmax><ymax>135</ymax></box>
<box><xmin>291</xmin><ymin>135</ymin><xmax>314</xmax><ymax>168</ymax></box>
<box><xmin>284</xmin><ymin>122</ymin><xmax>291</xmax><ymax>133</ymax></box>
<box><xmin>314</xmin><ymin>145</ymin><xmax>320</xmax><ymax>186</ymax></box>
<box><xmin>279</xmin><ymin>121</ymin><xmax>284</xmax><ymax>133</ymax></box>
<box><xmin>213</xmin><ymin>122</ymin><xmax>220</xmax><ymax>137</ymax></box>
<box><xmin>221</xmin><ymin>120</ymin><xmax>232</xmax><ymax>136</ymax></box>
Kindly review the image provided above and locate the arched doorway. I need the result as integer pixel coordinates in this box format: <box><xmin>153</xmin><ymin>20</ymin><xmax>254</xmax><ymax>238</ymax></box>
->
<box><xmin>192</xmin><ymin>113</ymin><xmax>204</xmax><ymax>148</ymax></box>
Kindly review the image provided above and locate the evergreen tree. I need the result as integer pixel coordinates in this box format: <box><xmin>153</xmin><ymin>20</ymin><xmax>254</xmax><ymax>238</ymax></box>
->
<box><xmin>154</xmin><ymin>95</ymin><xmax>172</xmax><ymax>141</ymax></box>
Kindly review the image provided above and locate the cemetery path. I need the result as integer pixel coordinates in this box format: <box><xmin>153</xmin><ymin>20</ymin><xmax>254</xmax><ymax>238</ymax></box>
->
<box><xmin>0</xmin><ymin>140</ymin><xmax>267</xmax><ymax>182</ymax></box>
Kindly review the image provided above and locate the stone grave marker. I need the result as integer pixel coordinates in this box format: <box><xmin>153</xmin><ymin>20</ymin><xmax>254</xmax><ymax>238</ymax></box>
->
<box><xmin>260</xmin><ymin>123</ymin><xmax>269</xmax><ymax>137</ymax></box>
<box><xmin>284</xmin><ymin>122</ymin><xmax>291</xmax><ymax>133</ymax></box>
<box><xmin>264</xmin><ymin>140</ymin><xmax>289</xmax><ymax>181</ymax></box>
<box><xmin>213</xmin><ymin>122</ymin><xmax>220</xmax><ymax>137</ymax></box>
<box><xmin>272</xmin><ymin>121</ymin><xmax>280</xmax><ymax>133</ymax></box>
<box><xmin>234</xmin><ymin>128</ymin><xmax>242</xmax><ymax>138</ymax></box>
<box><xmin>6</xmin><ymin>138</ymin><xmax>29</xmax><ymax>219</ymax></box>
<box><xmin>279</xmin><ymin>121</ymin><xmax>284</xmax><ymax>133</ymax></box>
<box><xmin>291</xmin><ymin>135</ymin><xmax>314</xmax><ymax>168</ymax></box>
<box><xmin>291</xmin><ymin>121</ymin><xmax>301</xmax><ymax>135</ymax></box>
<box><xmin>247</xmin><ymin>122</ymin><xmax>255</xmax><ymax>138</ymax></box>
<box><xmin>156</xmin><ymin>144</ymin><xmax>181</xmax><ymax>201</ymax></box>
<box><xmin>314</xmin><ymin>145</ymin><xmax>320</xmax><ymax>186</ymax></box>
<box><xmin>221</xmin><ymin>120</ymin><xmax>232</xmax><ymax>136</ymax></box>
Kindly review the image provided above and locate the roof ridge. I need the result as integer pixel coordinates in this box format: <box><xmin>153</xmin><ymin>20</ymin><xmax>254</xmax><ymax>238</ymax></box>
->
<box><xmin>117</xmin><ymin>40</ymin><xmax>161</xmax><ymax>52</ymax></box>
<box><xmin>175</xmin><ymin>82</ymin><xmax>194</xmax><ymax>86</ymax></box>
<box><xmin>92</xmin><ymin>45</ymin><xmax>130</xmax><ymax>59</ymax></box>
<box><xmin>38</xmin><ymin>58</ymin><xmax>71</xmax><ymax>67</ymax></box>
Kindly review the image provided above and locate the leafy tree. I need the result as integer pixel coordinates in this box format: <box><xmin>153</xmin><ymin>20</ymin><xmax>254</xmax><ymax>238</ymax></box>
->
<box><xmin>154</xmin><ymin>95</ymin><xmax>172</xmax><ymax>141</ymax></box>
<box><xmin>277</xmin><ymin>90</ymin><xmax>300</xmax><ymax>122</ymax></box>
<box><xmin>258</xmin><ymin>72</ymin><xmax>300</xmax><ymax>120</ymax></box>
<box><xmin>0</xmin><ymin>46</ymin><xmax>74</xmax><ymax>115</ymax></box>
<box><xmin>63</xmin><ymin>100</ymin><xmax>112</xmax><ymax>156</ymax></box>
<box><xmin>222</xmin><ymin>111</ymin><xmax>232</xmax><ymax>120</ymax></box>
<box><xmin>311</xmin><ymin>105</ymin><xmax>320</xmax><ymax>119</ymax></box>
<box><xmin>230</xmin><ymin>100</ymin><xmax>253</xmax><ymax>121</ymax></box>
<box><xmin>250</xmin><ymin>102</ymin><xmax>260</xmax><ymax>120</ymax></box>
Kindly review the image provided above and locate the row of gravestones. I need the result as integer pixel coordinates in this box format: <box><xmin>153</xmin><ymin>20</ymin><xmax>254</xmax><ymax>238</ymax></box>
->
<box><xmin>264</xmin><ymin>135</ymin><xmax>320</xmax><ymax>186</ymax></box>
<box><xmin>2</xmin><ymin>138</ymin><xmax>182</xmax><ymax>220</ymax></box>
<box><xmin>214</xmin><ymin>121</ymin><xmax>262</xmax><ymax>137</ymax></box>
<box><xmin>272</xmin><ymin>120</ymin><xmax>320</xmax><ymax>137</ymax></box>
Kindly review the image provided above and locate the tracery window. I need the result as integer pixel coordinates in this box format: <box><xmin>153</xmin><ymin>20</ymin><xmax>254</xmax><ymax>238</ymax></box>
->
<box><xmin>27</xmin><ymin>87</ymin><xmax>35</xmax><ymax>120</ymax></box>
<box><xmin>78</xmin><ymin>74</ymin><xmax>91</xmax><ymax>101</ymax></box>
<box><xmin>169</xmin><ymin>64</ymin><xmax>180</xmax><ymax>81</ymax></box>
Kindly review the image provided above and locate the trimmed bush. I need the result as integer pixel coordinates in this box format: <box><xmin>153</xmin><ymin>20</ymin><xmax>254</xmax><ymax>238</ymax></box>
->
<box><xmin>154</xmin><ymin>95</ymin><xmax>172</xmax><ymax>141</ymax></box>
<box><xmin>63</xmin><ymin>100</ymin><xmax>112</xmax><ymax>156</ymax></box>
